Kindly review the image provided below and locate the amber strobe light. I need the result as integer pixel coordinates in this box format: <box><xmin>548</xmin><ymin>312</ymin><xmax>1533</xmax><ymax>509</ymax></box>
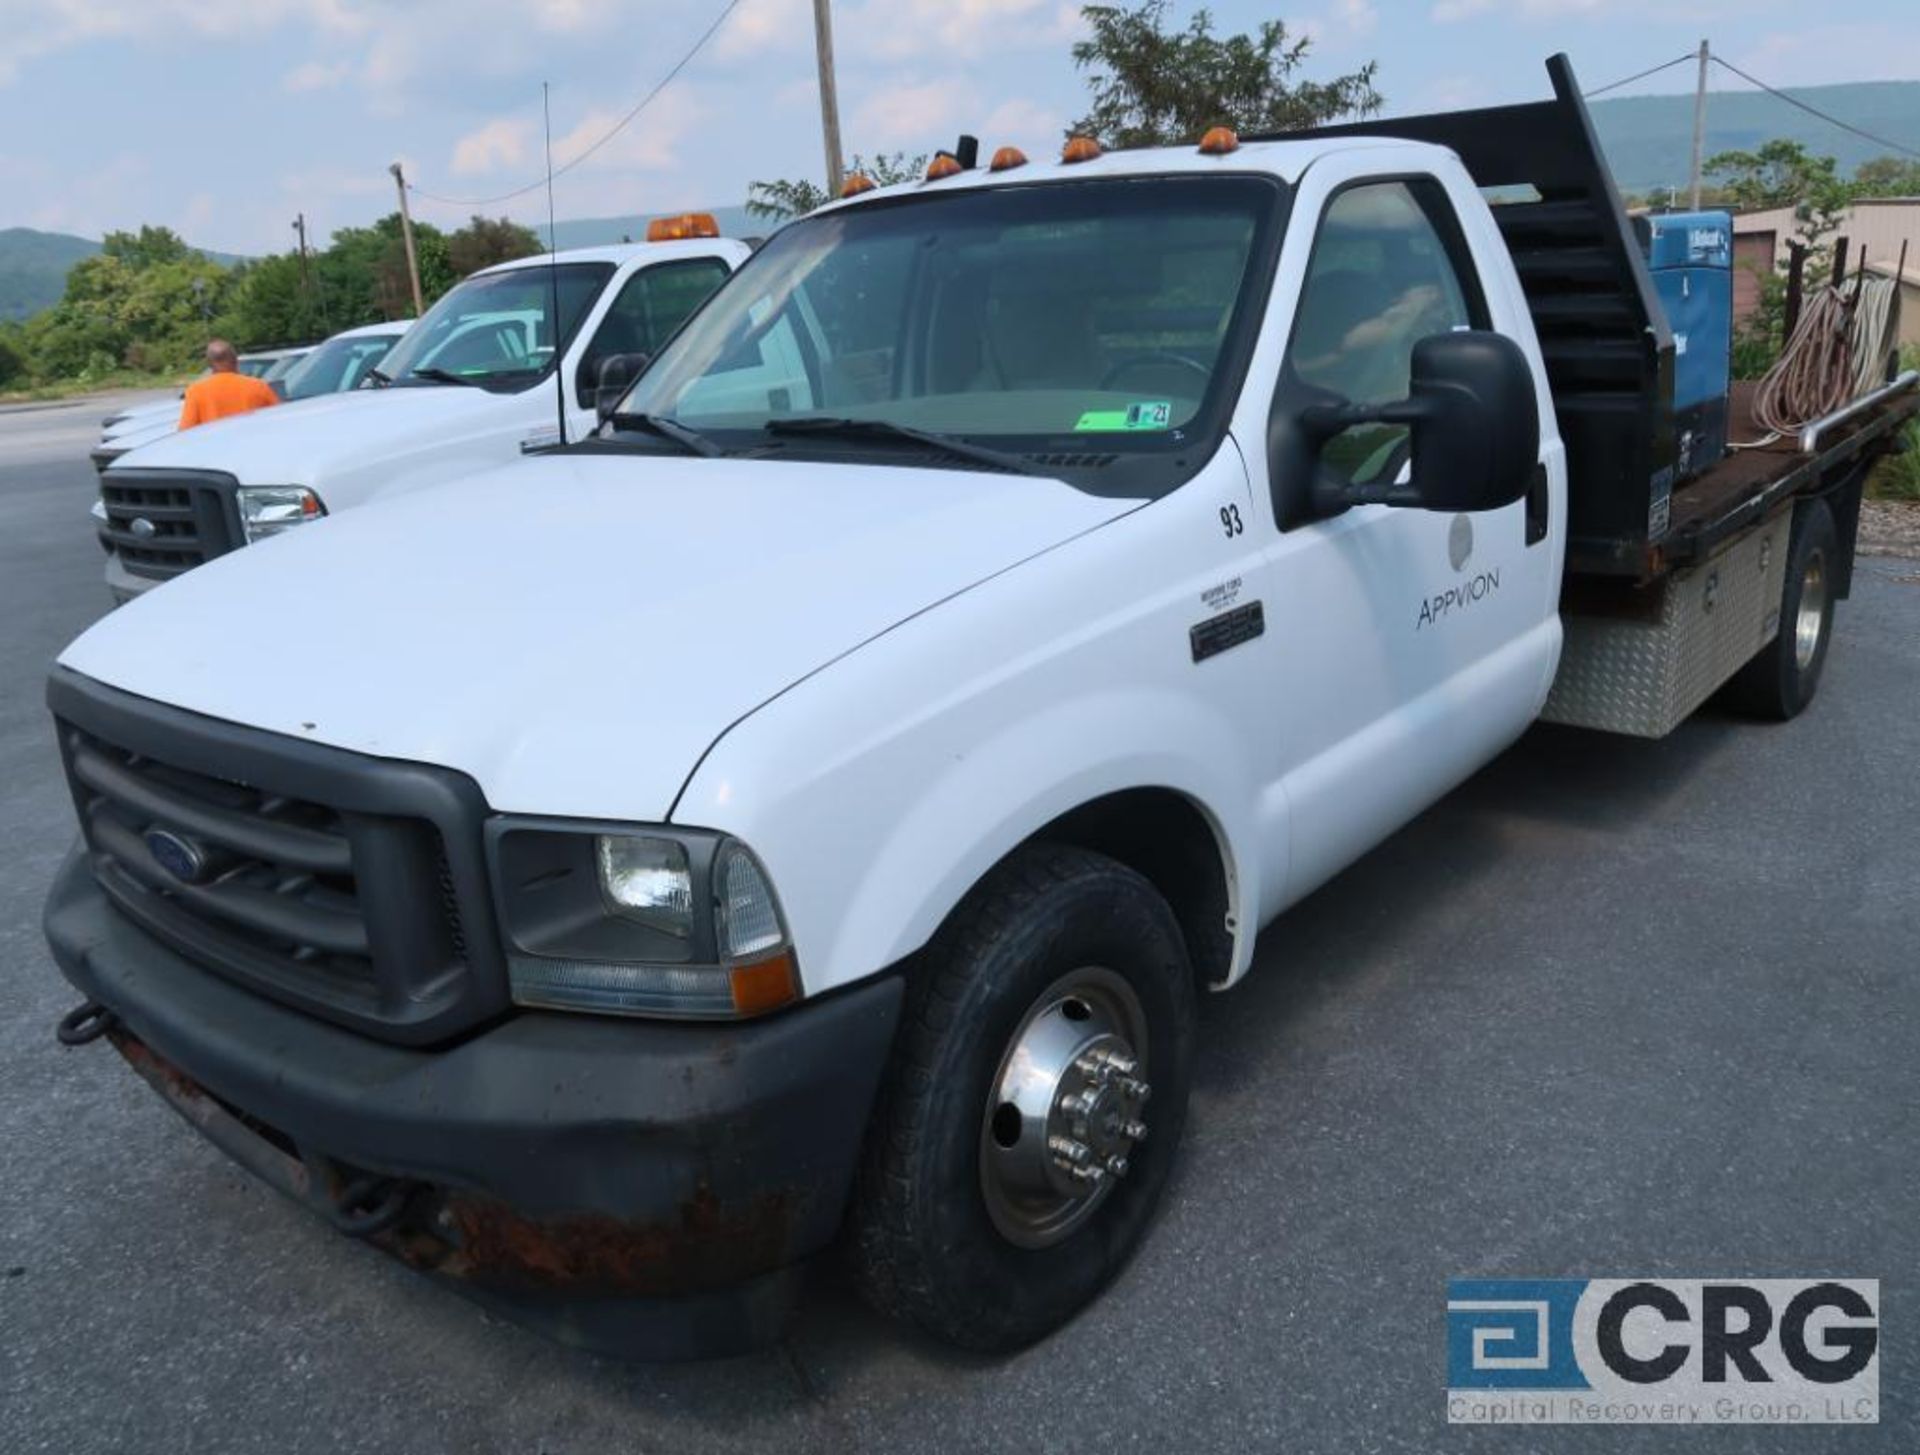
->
<box><xmin>924</xmin><ymin>152</ymin><xmax>964</xmax><ymax>181</ymax></box>
<box><xmin>841</xmin><ymin>172</ymin><xmax>877</xmax><ymax>198</ymax></box>
<box><xmin>1198</xmin><ymin>126</ymin><xmax>1240</xmax><ymax>155</ymax></box>
<box><xmin>645</xmin><ymin>212</ymin><xmax>721</xmax><ymax>241</ymax></box>
<box><xmin>989</xmin><ymin>146</ymin><xmax>1029</xmax><ymax>172</ymax></box>
<box><xmin>1061</xmin><ymin>135</ymin><xmax>1103</xmax><ymax>164</ymax></box>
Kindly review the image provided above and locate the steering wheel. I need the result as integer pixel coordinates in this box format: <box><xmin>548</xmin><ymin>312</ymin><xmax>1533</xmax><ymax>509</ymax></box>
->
<box><xmin>1099</xmin><ymin>351</ymin><xmax>1213</xmax><ymax>392</ymax></box>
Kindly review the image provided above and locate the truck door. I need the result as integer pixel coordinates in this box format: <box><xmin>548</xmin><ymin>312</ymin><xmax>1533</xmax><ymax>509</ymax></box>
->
<box><xmin>1250</xmin><ymin>166</ymin><xmax>1560</xmax><ymax>904</ymax></box>
<box><xmin>571</xmin><ymin>257</ymin><xmax>734</xmax><ymax>427</ymax></box>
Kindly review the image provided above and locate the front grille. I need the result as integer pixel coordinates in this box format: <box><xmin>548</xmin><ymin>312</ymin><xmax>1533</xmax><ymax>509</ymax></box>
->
<box><xmin>52</xmin><ymin>669</ymin><xmax>507</xmax><ymax>1045</ymax></box>
<box><xmin>97</xmin><ymin>470</ymin><xmax>239</xmax><ymax>582</ymax></box>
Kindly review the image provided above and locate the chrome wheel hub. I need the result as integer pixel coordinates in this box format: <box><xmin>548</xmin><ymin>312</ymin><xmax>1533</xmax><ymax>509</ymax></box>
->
<box><xmin>1794</xmin><ymin>548</ymin><xmax>1828</xmax><ymax>671</ymax></box>
<box><xmin>979</xmin><ymin>967</ymin><xmax>1151</xmax><ymax>1248</ymax></box>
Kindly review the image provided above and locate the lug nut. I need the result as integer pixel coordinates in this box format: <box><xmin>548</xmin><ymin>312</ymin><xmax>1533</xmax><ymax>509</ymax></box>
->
<box><xmin>1071</xmin><ymin>1163</ymin><xmax>1106</xmax><ymax>1184</ymax></box>
<box><xmin>1048</xmin><ymin>1134</ymin><xmax>1091</xmax><ymax>1166</ymax></box>
<box><xmin>1122</xmin><ymin>1077</ymin><xmax>1151</xmax><ymax>1103</ymax></box>
<box><xmin>1121</xmin><ymin>1119</ymin><xmax>1149</xmax><ymax>1142</ymax></box>
<box><xmin>1105</xmin><ymin>1154</ymin><xmax>1130</xmax><ymax>1178</ymax></box>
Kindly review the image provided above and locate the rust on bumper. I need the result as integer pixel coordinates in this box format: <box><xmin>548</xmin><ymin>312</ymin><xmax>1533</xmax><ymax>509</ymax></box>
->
<box><xmin>106</xmin><ymin>1027</ymin><xmax>803</xmax><ymax>1301</ymax></box>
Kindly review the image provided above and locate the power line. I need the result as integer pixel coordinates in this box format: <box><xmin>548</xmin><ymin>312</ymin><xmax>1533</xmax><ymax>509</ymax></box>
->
<box><xmin>1583</xmin><ymin>52</ymin><xmax>1695</xmax><ymax>100</ymax></box>
<box><xmin>1709</xmin><ymin>54</ymin><xmax>1920</xmax><ymax>162</ymax></box>
<box><xmin>407</xmin><ymin>0</ymin><xmax>747</xmax><ymax>208</ymax></box>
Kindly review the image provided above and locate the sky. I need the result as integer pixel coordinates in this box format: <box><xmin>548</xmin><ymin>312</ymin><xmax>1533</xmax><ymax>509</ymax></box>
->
<box><xmin>1</xmin><ymin>0</ymin><xmax>1917</xmax><ymax>257</ymax></box>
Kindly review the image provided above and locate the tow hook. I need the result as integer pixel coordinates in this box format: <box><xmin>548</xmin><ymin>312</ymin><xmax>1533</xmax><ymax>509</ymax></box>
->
<box><xmin>330</xmin><ymin>1176</ymin><xmax>417</xmax><ymax>1239</ymax></box>
<box><xmin>55</xmin><ymin>1001</ymin><xmax>118</xmax><ymax>1047</ymax></box>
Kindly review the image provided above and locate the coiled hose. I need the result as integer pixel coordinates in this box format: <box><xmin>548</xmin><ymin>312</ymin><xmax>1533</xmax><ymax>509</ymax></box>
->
<box><xmin>1743</xmin><ymin>273</ymin><xmax>1902</xmax><ymax>443</ymax></box>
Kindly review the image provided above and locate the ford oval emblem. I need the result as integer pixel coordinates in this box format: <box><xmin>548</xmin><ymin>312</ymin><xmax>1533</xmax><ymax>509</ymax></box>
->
<box><xmin>129</xmin><ymin>517</ymin><xmax>158</xmax><ymax>540</ymax></box>
<box><xmin>144</xmin><ymin>828</ymin><xmax>207</xmax><ymax>884</ymax></box>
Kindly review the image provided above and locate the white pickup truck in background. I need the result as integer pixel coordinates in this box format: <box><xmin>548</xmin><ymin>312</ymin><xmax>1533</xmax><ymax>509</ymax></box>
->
<box><xmin>94</xmin><ymin>222</ymin><xmax>746</xmax><ymax>600</ymax></box>
<box><xmin>42</xmin><ymin>59</ymin><xmax>1916</xmax><ymax>1360</ymax></box>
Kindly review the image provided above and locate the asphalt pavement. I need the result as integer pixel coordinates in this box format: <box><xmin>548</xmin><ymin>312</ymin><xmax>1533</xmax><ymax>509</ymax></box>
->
<box><xmin>2</xmin><ymin>394</ymin><xmax>1915</xmax><ymax>1453</ymax></box>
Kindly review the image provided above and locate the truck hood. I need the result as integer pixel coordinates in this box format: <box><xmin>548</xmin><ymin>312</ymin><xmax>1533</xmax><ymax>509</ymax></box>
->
<box><xmin>109</xmin><ymin>385</ymin><xmax>509</xmax><ymax>487</ymax></box>
<box><xmin>59</xmin><ymin>452</ymin><xmax>1137</xmax><ymax>821</ymax></box>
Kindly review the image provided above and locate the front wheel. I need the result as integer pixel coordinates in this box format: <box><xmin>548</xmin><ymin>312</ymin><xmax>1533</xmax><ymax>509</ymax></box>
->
<box><xmin>851</xmin><ymin>844</ymin><xmax>1197</xmax><ymax>1352</ymax></box>
<box><xmin>1725</xmin><ymin>499</ymin><xmax>1839</xmax><ymax>721</ymax></box>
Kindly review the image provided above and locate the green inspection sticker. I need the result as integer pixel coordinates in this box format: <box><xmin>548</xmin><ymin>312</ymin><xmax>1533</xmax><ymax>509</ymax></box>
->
<box><xmin>1075</xmin><ymin>400</ymin><xmax>1173</xmax><ymax>432</ymax></box>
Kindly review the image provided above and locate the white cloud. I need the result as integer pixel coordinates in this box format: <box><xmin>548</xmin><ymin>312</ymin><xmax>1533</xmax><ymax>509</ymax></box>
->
<box><xmin>847</xmin><ymin>0</ymin><xmax>1079</xmax><ymax>62</ymax></box>
<box><xmin>451</xmin><ymin>117</ymin><xmax>534</xmax><ymax>176</ymax></box>
<box><xmin>1334</xmin><ymin>0</ymin><xmax>1379</xmax><ymax>36</ymax></box>
<box><xmin>282</xmin><ymin>58</ymin><xmax>350</xmax><ymax>92</ymax></box>
<box><xmin>1730</xmin><ymin>23</ymin><xmax>1920</xmax><ymax>86</ymax></box>
<box><xmin>980</xmin><ymin>97</ymin><xmax>1064</xmax><ymax>150</ymax></box>
<box><xmin>851</xmin><ymin>77</ymin><xmax>976</xmax><ymax>148</ymax></box>
<box><xmin>549</xmin><ymin>81</ymin><xmax>709</xmax><ymax>174</ymax></box>
<box><xmin>715</xmin><ymin>0</ymin><xmax>805</xmax><ymax>59</ymax></box>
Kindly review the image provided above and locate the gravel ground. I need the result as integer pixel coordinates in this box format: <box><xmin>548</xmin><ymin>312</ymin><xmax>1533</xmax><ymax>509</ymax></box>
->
<box><xmin>1860</xmin><ymin>498</ymin><xmax>1920</xmax><ymax>557</ymax></box>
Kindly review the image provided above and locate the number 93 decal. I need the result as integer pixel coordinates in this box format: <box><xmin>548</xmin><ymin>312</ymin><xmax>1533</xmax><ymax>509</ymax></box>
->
<box><xmin>1219</xmin><ymin>503</ymin><xmax>1244</xmax><ymax>538</ymax></box>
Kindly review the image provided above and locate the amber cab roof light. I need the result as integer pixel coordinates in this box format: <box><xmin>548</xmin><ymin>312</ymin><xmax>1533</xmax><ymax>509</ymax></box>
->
<box><xmin>924</xmin><ymin>152</ymin><xmax>964</xmax><ymax>182</ymax></box>
<box><xmin>1061</xmin><ymin>135</ymin><xmax>1103</xmax><ymax>164</ymax></box>
<box><xmin>1198</xmin><ymin>126</ymin><xmax>1240</xmax><ymax>156</ymax></box>
<box><xmin>841</xmin><ymin>172</ymin><xmax>877</xmax><ymax>199</ymax></box>
<box><xmin>989</xmin><ymin>146</ymin><xmax>1028</xmax><ymax>173</ymax></box>
<box><xmin>645</xmin><ymin>212</ymin><xmax>720</xmax><ymax>242</ymax></box>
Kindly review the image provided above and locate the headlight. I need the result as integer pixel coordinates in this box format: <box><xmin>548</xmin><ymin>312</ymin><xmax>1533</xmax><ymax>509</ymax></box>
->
<box><xmin>491</xmin><ymin>823</ymin><xmax>798</xmax><ymax>1020</ymax></box>
<box><xmin>90</xmin><ymin>498</ymin><xmax>108</xmax><ymax>523</ymax></box>
<box><xmin>236</xmin><ymin>485</ymin><xmax>324</xmax><ymax>543</ymax></box>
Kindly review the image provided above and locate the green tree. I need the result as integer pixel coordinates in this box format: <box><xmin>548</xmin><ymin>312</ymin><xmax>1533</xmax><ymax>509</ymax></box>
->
<box><xmin>21</xmin><ymin>235</ymin><xmax>234</xmax><ymax>379</ymax></box>
<box><xmin>219</xmin><ymin>253</ymin><xmax>329</xmax><ymax>347</ymax></box>
<box><xmin>447</xmin><ymin>214</ymin><xmax>543</xmax><ymax>275</ymax></box>
<box><xmin>100</xmin><ymin>225</ymin><xmax>193</xmax><ymax>270</ymax></box>
<box><xmin>1705</xmin><ymin>139</ymin><xmax>1852</xmax><ymax>251</ymax></box>
<box><xmin>1853</xmin><ymin>156</ymin><xmax>1920</xmax><ymax>198</ymax></box>
<box><xmin>320</xmin><ymin>214</ymin><xmax>453</xmax><ymax>322</ymax></box>
<box><xmin>748</xmin><ymin>150</ymin><xmax>928</xmax><ymax>223</ymax></box>
<box><xmin>1069</xmin><ymin>1</ymin><xmax>1381</xmax><ymax>148</ymax></box>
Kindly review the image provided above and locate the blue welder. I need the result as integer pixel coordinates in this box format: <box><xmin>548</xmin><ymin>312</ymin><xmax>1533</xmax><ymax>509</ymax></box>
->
<box><xmin>1636</xmin><ymin>209</ymin><xmax>1734</xmax><ymax>479</ymax></box>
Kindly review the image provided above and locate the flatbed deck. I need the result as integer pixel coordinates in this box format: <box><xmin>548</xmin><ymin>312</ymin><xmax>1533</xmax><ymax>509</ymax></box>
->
<box><xmin>1610</xmin><ymin>378</ymin><xmax>1920</xmax><ymax>578</ymax></box>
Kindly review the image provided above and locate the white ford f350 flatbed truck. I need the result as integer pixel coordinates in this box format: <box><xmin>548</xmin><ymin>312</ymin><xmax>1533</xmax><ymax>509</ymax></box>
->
<box><xmin>43</xmin><ymin>58</ymin><xmax>1917</xmax><ymax>1359</ymax></box>
<box><xmin>95</xmin><ymin>224</ymin><xmax>746</xmax><ymax>602</ymax></box>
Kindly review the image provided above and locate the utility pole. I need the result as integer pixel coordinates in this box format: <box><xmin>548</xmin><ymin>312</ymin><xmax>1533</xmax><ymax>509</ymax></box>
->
<box><xmin>812</xmin><ymin>0</ymin><xmax>845</xmax><ymax>198</ymax></box>
<box><xmin>291</xmin><ymin>213</ymin><xmax>311</xmax><ymax>290</ymax></box>
<box><xmin>389</xmin><ymin>161</ymin><xmax>425</xmax><ymax>317</ymax></box>
<box><xmin>1687</xmin><ymin>38</ymin><xmax>1710</xmax><ymax>211</ymax></box>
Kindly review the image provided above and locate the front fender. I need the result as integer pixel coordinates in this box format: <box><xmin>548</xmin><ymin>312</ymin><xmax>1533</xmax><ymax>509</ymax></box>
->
<box><xmin>672</xmin><ymin>453</ymin><xmax>1281</xmax><ymax>997</ymax></box>
<box><xmin>835</xmin><ymin>686</ymin><xmax>1261</xmax><ymax>990</ymax></box>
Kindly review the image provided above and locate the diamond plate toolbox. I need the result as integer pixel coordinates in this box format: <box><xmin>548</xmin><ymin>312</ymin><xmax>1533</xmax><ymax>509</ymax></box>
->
<box><xmin>1543</xmin><ymin>513</ymin><xmax>1791</xmax><ymax>738</ymax></box>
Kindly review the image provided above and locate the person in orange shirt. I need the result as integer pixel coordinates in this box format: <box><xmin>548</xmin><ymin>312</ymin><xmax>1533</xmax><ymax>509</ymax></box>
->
<box><xmin>178</xmin><ymin>339</ymin><xmax>279</xmax><ymax>429</ymax></box>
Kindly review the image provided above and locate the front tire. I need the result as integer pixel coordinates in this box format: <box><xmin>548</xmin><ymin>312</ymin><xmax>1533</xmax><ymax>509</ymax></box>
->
<box><xmin>1726</xmin><ymin>499</ymin><xmax>1838</xmax><ymax>721</ymax></box>
<box><xmin>852</xmin><ymin>844</ymin><xmax>1197</xmax><ymax>1352</ymax></box>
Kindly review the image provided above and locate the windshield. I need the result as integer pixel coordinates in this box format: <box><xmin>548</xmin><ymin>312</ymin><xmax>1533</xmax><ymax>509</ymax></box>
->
<box><xmin>281</xmin><ymin>332</ymin><xmax>402</xmax><ymax>400</ymax></box>
<box><xmin>374</xmin><ymin>262</ymin><xmax>614</xmax><ymax>391</ymax></box>
<box><xmin>261</xmin><ymin>350</ymin><xmax>309</xmax><ymax>384</ymax></box>
<box><xmin>236</xmin><ymin>356</ymin><xmax>277</xmax><ymax>378</ymax></box>
<box><xmin>619</xmin><ymin>176</ymin><xmax>1283</xmax><ymax>486</ymax></box>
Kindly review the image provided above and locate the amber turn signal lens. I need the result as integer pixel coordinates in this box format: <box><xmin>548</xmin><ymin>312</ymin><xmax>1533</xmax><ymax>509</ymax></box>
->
<box><xmin>989</xmin><ymin>146</ymin><xmax>1028</xmax><ymax>172</ymax></box>
<box><xmin>1061</xmin><ymin>135</ymin><xmax>1103</xmax><ymax>164</ymax></box>
<box><xmin>925</xmin><ymin>153</ymin><xmax>964</xmax><ymax>181</ymax></box>
<box><xmin>728</xmin><ymin>951</ymin><xmax>800</xmax><ymax>1017</ymax></box>
<box><xmin>1198</xmin><ymin>126</ymin><xmax>1240</xmax><ymax>156</ymax></box>
<box><xmin>841</xmin><ymin>172</ymin><xmax>877</xmax><ymax>198</ymax></box>
<box><xmin>645</xmin><ymin>212</ymin><xmax>721</xmax><ymax>241</ymax></box>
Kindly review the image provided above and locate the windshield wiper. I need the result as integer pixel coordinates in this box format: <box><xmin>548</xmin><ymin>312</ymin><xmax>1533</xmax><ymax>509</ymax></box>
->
<box><xmin>365</xmin><ymin>367</ymin><xmax>392</xmax><ymax>387</ymax></box>
<box><xmin>605</xmin><ymin>411</ymin><xmax>724</xmax><ymax>458</ymax></box>
<box><xmin>409</xmin><ymin>366</ymin><xmax>484</xmax><ymax>388</ymax></box>
<box><xmin>762</xmin><ymin>416</ymin><xmax>1048</xmax><ymax>476</ymax></box>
